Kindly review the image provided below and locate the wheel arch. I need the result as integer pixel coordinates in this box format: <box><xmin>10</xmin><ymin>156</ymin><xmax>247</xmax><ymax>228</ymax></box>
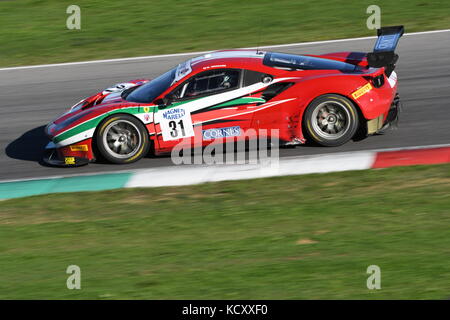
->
<box><xmin>293</xmin><ymin>74</ymin><xmax>370</xmax><ymax>123</ymax></box>
<box><xmin>300</xmin><ymin>92</ymin><xmax>365</xmax><ymax>134</ymax></box>
<box><xmin>91</xmin><ymin>112</ymin><xmax>152</xmax><ymax>160</ymax></box>
<box><xmin>300</xmin><ymin>92</ymin><xmax>364</xmax><ymax>146</ymax></box>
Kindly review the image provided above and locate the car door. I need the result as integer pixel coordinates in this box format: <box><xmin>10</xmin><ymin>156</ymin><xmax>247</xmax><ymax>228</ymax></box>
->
<box><xmin>154</xmin><ymin>68</ymin><xmax>266</xmax><ymax>151</ymax></box>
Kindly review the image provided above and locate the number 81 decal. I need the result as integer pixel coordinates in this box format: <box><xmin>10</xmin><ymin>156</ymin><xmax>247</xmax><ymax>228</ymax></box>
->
<box><xmin>159</xmin><ymin>107</ymin><xmax>195</xmax><ymax>141</ymax></box>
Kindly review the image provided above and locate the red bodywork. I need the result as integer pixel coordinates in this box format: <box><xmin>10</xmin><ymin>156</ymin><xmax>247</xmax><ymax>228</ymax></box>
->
<box><xmin>45</xmin><ymin>49</ymin><xmax>399</xmax><ymax>165</ymax></box>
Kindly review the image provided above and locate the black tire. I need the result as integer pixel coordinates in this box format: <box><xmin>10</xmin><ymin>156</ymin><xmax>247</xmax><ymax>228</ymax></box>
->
<box><xmin>95</xmin><ymin>114</ymin><xmax>150</xmax><ymax>164</ymax></box>
<box><xmin>303</xmin><ymin>94</ymin><xmax>359</xmax><ymax>147</ymax></box>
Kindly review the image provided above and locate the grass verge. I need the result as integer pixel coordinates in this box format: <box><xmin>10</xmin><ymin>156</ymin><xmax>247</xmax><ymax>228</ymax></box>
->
<box><xmin>1</xmin><ymin>0</ymin><xmax>450</xmax><ymax>67</ymax></box>
<box><xmin>0</xmin><ymin>164</ymin><xmax>449</xmax><ymax>299</ymax></box>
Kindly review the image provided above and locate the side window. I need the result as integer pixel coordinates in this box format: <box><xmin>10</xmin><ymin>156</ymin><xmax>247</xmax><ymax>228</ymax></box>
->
<box><xmin>172</xmin><ymin>69</ymin><xmax>240</xmax><ymax>100</ymax></box>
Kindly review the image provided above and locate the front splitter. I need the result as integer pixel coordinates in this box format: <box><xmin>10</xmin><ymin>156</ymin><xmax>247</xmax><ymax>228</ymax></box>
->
<box><xmin>43</xmin><ymin>148</ymin><xmax>89</xmax><ymax>167</ymax></box>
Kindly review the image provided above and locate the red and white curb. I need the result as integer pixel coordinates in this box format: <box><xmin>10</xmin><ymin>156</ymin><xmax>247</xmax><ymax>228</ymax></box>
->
<box><xmin>372</xmin><ymin>145</ymin><xmax>450</xmax><ymax>168</ymax></box>
<box><xmin>1</xmin><ymin>144</ymin><xmax>449</xmax><ymax>200</ymax></box>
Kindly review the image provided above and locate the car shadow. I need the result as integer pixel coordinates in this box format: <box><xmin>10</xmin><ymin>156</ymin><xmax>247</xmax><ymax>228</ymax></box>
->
<box><xmin>5</xmin><ymin>125</ymin><xmax>49</xmax><ymax>165</ymax></box>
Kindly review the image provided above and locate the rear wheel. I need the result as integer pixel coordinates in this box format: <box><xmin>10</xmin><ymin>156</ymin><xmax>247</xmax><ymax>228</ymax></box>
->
<box><xmin>96</xmin><ymin>114</ymin><xmax>149</xmax><ymax>164</ymax></box>
<box><xmin>303</xmin><ymin>94</ymin><xmax>359</xmax><ymax>147</ymax></box>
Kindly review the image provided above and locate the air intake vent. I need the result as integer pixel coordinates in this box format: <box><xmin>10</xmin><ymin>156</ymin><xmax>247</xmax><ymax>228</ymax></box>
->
<box><xmin>261</xmin><ymin>82</ymin><xmax>294</xmax><ymax>101</ymax></box>
<box><xmin>372</xmin><ymin>75</ymin><xmax>385</xmax><ymax>88</ymax></box>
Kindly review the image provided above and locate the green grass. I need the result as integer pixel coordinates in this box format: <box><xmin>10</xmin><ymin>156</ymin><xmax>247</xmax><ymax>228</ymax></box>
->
<box><xmin>1</xmin><ymin>0</ymin><xmax>449</xmax><ymax>67</ymax></box>
<box><xmin>0</xmin><ymin>164</ymin><xmax>449</xmax><ymax>299</ymax></box>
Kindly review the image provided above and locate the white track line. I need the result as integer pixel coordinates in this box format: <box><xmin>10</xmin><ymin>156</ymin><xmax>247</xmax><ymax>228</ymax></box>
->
<box><xmin>126</xmin><ymin>152</ymin><xmax>376</xmax><ymax>188</ymax></box>
<box><xmin>1</xmin><ymin>29</ymin><xmax>449</xmax><ymax>72</ymax></box>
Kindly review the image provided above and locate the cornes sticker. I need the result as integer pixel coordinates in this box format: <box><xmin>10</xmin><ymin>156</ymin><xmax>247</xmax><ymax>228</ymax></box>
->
<box><xmin>202</xmin><ymin>126</ymin><xmax>241</xmax><ymax>140</ymax></box>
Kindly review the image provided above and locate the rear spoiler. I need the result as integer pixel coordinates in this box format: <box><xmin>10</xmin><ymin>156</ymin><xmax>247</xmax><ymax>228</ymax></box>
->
<box><xmin>367</xmin><ymin>25</ymin><xmax>404</xmax><ymax>76</ymax></box>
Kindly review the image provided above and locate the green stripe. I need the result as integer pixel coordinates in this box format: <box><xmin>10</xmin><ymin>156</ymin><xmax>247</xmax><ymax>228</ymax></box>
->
<box><xmin>212</xmin><ymin>97</ymin><xmax>265</xmax><ymax>108</ymax></box>
<box><xmin>0</xmin><ymin>173</ymin><xmax>132</xmax><ymax>200</ymax></box>
<box><xmin>55</xmin><ymin>96</ymin><xmax>263</xmax><ymax>144</ymax></box>
<box><xmin>55</xmin><ymin>107</ymin><xmax>144</xmax><ymax>143</ymax></box>
<box><xmin>168</xmin><ymin>96</ymin><xmax>264</xmax><ymax>110</ymax></box>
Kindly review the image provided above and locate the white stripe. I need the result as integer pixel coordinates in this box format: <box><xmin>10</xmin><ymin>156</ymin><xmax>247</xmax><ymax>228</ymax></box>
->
<box><xmin>55</xmin><ymin>111</ymin><xmax>153</xmax><ymax>147</ymax></box>
<box><xmin>54</xmin><ymin>106</ymin><xmax>152</xmax><ymax>147</ymax></box>
<box><xmin>1</xmin><ymin>29</ymin><xmax>449</xmax><ymax>72</ymax></box>
<box><xmin>55</xmin><ymin>106</ymin><xmax>140</xmax><ymax>138</ymax></box>
<box><xmin>55</xmin><ymin>128</ymin><xmax>96</xmax><ymax>147</ymax></box>
<box><xmin>125</xmin><ymin>151</ymin><xmax>376</xmax><ymax>188</ymax></box>
<box><xmin>154</xmin><ymin>77</ymin><xmax>298</xmax><ymax>124</ymax></box>
<box><xmin>194</xmin><ymin>98</ymin><xmax>296</xmax><ymax>125</ymax></box>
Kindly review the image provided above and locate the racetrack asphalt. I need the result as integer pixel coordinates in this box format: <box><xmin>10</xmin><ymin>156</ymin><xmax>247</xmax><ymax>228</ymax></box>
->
<box><xmin>1</xmin><ymin>31</ymin><xmax>449</xmax><ymax>181</ymax></box>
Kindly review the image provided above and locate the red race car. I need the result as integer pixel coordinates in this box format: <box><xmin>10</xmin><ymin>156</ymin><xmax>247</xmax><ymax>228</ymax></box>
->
<box><xmin>44</xmin><ymin>26</ymin><xmax>403</xmax><ymax>166</ymax></box>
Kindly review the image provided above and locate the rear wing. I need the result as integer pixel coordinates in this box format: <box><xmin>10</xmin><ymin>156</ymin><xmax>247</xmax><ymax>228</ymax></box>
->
<box><xmin>367</xmin><ymin>25</ymin><xmax>404</xmax><ymax>76</ymax></box>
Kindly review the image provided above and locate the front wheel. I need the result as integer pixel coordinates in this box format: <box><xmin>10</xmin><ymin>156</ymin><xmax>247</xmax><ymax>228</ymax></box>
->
<box><xmin>303</xmin><ymin>94</ymin><xmax>359</xmax><ymax>147</ymax></box>
<box><xmin>95</xmin><ymin>114</ymin><xmax>150</xmax><ymax>164</ymax></box>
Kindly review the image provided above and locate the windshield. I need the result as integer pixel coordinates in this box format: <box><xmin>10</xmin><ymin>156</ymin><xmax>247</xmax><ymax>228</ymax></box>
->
<box><xmin>263</xmin><ymin>52</ymin><xmax>357</xmax><ymax>72</ymax></box>
<box><xmin>125</xmin><ymin>68</ymin><xmax>176</xmax><ymax>103</ymax></box>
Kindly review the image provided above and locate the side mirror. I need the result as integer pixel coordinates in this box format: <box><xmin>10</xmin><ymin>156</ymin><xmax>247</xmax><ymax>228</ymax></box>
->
<box><xmin>155</xmin><ymin>95</ymin><xmax>173</xmax><ymax>108</ymax></box>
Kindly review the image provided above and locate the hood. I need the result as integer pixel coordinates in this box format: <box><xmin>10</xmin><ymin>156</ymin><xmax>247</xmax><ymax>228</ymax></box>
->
<box><xmin>51</xmin><ymin>79</ymin><xmax>150</xmax><ymax>126</ymax></box>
